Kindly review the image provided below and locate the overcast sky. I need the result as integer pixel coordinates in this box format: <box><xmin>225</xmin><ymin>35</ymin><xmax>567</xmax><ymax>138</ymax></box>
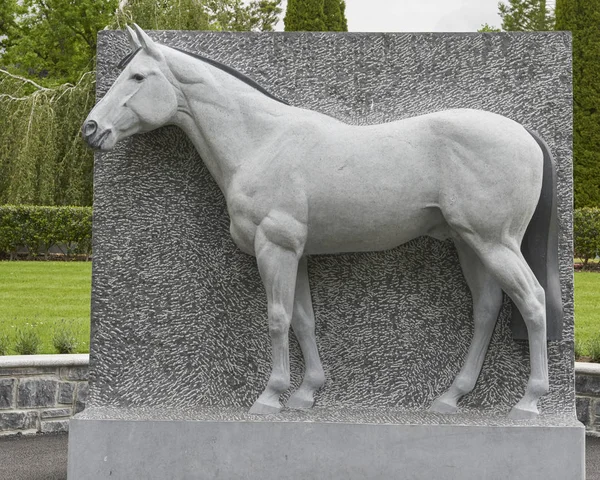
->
<box><xmin>276</xmin><ymin>0</ymin><xmax>505</xmax><ymax>32</ymax></box>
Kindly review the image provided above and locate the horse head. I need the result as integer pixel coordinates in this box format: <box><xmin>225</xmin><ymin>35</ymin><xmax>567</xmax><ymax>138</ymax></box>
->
<box><xmin>82</xmin><ymin>25</ymin><xmax>180</xmax><ymax>151</ymax></box>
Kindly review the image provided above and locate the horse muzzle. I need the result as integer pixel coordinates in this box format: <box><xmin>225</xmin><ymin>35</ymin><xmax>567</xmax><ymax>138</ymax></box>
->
<box><xmin>82</xmin><ymin>120</ymin><xmax>113</xmax><ymax>151</ymax></box>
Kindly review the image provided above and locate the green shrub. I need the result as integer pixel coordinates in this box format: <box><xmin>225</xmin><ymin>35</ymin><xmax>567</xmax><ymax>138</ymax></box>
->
<box><xmin>13</xmin><ymin>325</ymin><xmax>41</xmax><ymax>355</ymax></box>
<box><xmin>588</xmin><ymin>333</ymin><xmax>600</xmax><ymax>363</ymax></box>
<box><xmin>52</xmin><ymin>321</ymin><xmax>80</xmax><ymax>354</ymax></box>
<box><xmin>574</xmin><ymin>337</ymin><xmax>585</xmax><ymax>360</ymax></box>
<box><xmin>0</xmin><ymin>205</ymin><xmax>92</xmax><ymax>259</ymax></box>
<box><xmin>0</xmin><ymin>334</ymin><xmax>10</xmax><ymax>356</ymax></box>
<box><xmin>574</xmin><ymin>207</ymin><xmax>600</xmax><ymax>266</ymax></box>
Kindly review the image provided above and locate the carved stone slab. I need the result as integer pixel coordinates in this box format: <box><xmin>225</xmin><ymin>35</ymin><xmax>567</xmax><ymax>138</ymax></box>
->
<box><xmin>88</xmin><ymin>30</ymin><xmax>574</xmax><ymax>416</ymax></box>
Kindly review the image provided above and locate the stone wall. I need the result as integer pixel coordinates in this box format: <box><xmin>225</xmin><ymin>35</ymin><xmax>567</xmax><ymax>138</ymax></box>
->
<box><xmin>0</xmin><ymin>355</ymin><xmax>88</xmax><ymax>435</ymax></box>
<box><xmin>575</xmin><ymin>362</ymin><xmax>600</xmax><ymax>435</ymax></box>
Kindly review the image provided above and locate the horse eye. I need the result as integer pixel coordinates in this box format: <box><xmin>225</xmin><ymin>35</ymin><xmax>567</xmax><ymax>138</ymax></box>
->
<box><xmin>131</xmin><ymin>73</ymin><xmax>145</xmax><ymax>82</ymax></box>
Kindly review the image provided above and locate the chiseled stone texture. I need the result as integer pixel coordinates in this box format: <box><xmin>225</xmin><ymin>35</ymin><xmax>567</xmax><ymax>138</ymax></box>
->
<box><xmin>92</xmin><ymin>32</ymin><xmax>574</xmax><ymax>416</ymax></box>
<box><xmin>17</xmin><ymin>379</ymin><xmax>57</xmax><ymax>408</ymax></box>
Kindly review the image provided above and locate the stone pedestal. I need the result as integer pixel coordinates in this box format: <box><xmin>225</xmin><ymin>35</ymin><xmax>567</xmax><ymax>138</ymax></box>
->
<box><xmin>68</xmin><ymin>31</ymin><xmax>580</xmax><ymax>479</ymax></box>
<box><xmin>69</xmin><ymin>408</ymin><xmax>583</xmax><ymax>480</ymax></box>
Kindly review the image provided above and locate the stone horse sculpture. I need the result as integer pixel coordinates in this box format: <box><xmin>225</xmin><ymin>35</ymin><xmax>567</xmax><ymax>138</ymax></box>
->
<box><xmin>83</xmin><ymin>26</ymin><xmax>563</xmax><ymax>419</ymax></box>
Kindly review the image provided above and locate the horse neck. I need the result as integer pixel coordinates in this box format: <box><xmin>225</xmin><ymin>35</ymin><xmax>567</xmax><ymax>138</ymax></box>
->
<box><xmin>167</xmin><ymin>51</ymin><xmax>289</xmax><ymax>195</ymax></box>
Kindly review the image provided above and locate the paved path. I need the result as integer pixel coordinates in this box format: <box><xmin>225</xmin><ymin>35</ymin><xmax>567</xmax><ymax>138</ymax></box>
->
<box><xmin>0</xmin><ymin>433</ymin><xmax>68</xmax><ymax>480</ymax></box>
<box><xmin>0</xmin><ymin>432</ymin><xmax>599</xmax><ymax>479</ymax></box>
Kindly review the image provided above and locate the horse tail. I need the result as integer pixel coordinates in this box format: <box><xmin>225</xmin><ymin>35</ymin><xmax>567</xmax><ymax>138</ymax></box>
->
<box><xmin>511</xmin><ymin>128</ymin><xmax>563</xmax><ymax>340</ymax></box>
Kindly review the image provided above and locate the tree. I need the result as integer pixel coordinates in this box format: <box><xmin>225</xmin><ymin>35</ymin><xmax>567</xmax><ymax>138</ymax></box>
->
<box><xmin>498</xmin><ymin>0</ymin><xmax>555</xmax><ymax>31</ymax></box>
<box><xmin>323</xmin><ymin>0</ymin><xmax>348</xmax><ymax>32</ymax></box>
<box><xmin>556</xmin><ymin>0</ymin><xmax>600</xmax><ymax>208</ymax></box>
<box><xmin>114</xmin><ymin>0</ymin><xmax>282</xmax><ymax>32</ymax></box>
<box><xmin>0</xmin><ymin>0</ymin><xmax>118</xmax><ymax>84</ymax></box>
<box><xmin>478</xmin><ymin>23</ymin><xmax>502</xmax><ymax>32</ymax></box>
<box><xmin>284</xmin><ymin>0</ymin><xmax>326</xmax><ymax>31</ymax></box>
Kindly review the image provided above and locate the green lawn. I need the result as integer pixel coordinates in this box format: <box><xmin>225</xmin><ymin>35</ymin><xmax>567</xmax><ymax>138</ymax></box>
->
<box><xmin>0</xmin><ymin>261</ymin><xmax>91</xmax><ymax>354</ymax></box>
<box><xmin>0</xmin><ymin>262</ymin><xmax>598</xmax><ymax>356</ymax></box>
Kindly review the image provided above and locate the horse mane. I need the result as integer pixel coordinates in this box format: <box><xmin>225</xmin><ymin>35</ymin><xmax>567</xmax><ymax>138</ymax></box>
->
<box><xmin>116</xmin><ymin>45</ymin><xmax>290</xmax><ymax>106</ymax></box>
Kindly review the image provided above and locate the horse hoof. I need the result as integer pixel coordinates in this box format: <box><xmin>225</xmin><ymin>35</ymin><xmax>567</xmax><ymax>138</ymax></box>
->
<box><xmin>508</xmin><ymin>405</ymin><xmax>539</xmax><ymax>420</ymax></box>
<box><xmin>429</xmin><ymin>398</ymin><xmax>458</xmax><ymax>414</ymax></box>
<box><xmin>249</xmin><ymin>400</ymin><xmax>282</xmax><ymax>415</ymax></box>
<box><xmin>286</xmin><ymin>392</ymin><xmax>315</xmax><ymax>410</ymax></box>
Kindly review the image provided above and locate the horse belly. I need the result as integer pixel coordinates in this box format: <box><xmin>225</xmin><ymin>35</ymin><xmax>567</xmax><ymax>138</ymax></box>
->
<box><xmin>304</xmin><ymin>202</ymin><xmax>443</xmax><ymax>254</ymax></box>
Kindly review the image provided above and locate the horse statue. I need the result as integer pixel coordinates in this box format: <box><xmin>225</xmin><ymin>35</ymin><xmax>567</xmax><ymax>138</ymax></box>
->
<box><xmin>83</xmin><ymin>25</ymin><xmax>563</xmax><ymax>419</ymax></box>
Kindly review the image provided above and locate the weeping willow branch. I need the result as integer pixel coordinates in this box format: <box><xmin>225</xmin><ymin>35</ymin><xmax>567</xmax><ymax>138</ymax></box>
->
<box><xmin>0</xmin><ymin>68</ymin><xmax>51</xmax><ymax>92</ymax></box>
<box><xmin>0</xmin><ymin>69</ymin><xmax>96</xmax><ymax>206</ymax></box>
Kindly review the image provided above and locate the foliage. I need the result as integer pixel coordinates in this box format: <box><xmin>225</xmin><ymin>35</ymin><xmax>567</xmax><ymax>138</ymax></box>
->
<box><xmin>323</xmin><ymin>0</ymin><xmax>348</xmax><ymax>32</ymax></box>
<box><xmin>113</xmin><ymin>0</ymin><xmax>282</xmax><ymax>32</ymax></box>
<box><xmin>574</xmin><ymin>337</ymin><xmax>584</xmax><ymax>360</ymax></box>
<box><xmin>13</xmin><ymin>325</ymin><xmax>41</xmax><ymax>355</ymax></box>
<box><xmin>0</xmin><ymin>0</ymin><xmax>118</xmax><ymax>85</ymax></box>
<box><xmin>0</xmin><ymin>70</ymin><xmax>95</xmax><ymax>206</ymax></box>
<box><xmin>284</xmin><ymin>0</ymin><xmax>326</xmax><ymax>31</ymax></box>
<box><xmin>574</xmin><ymin>208</ymin><xmax>600</xmax><ymax>266</ymax></box>
<box><xmin>0</xmin><ymin>334</ymin><xmax>9</xmax><ymax>356</ymax></box>
<box><xmin>498</xmin><ymin>0</ymin><xmax>555</xmax><ymax>31</ymax></box>
<box><xmin>556</xmin><ymin>0</ymin><xmax>600</xmax><ymax>208</ymax></box>
<box><xmin>0</xmin><ymin>0</ymin><xmax>284</xmax><ymax>208</ymax></box>
<box><xmin>478</xmin><ymin>23</ymin><xmax>502</xmax><ymax>32</ymax></box>
<box><xmin>588</xmin><ymin>333</ymin><xmax>600</xmax><ymax>363</ymax></box>
<box><xmin>52</xmin><ymin>321</ymin><xmax>80</xmax><ymax>354</ymax></box>
<box><xmin>0</xmin><ymin>205</ymin><xmax>93</xmax><ymax>259</ymax></box>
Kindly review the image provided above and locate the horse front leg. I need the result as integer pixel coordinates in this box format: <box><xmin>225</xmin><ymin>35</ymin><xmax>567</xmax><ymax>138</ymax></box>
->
<box><xmin>287</xmin><ymin>256</ymin><xmax>325</xmax><ymax>410</ymax></box>
<box><xmin>249</xmin><ymin>213</ymin><xmax>306</xmax><ymax>415</ymax></box>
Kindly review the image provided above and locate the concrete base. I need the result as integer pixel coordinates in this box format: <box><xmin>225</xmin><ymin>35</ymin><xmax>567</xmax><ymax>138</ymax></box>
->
<box><xmin>68</xmin><ymin>409</ymin><xmax>585</xmax><ymax>480</ymax></box>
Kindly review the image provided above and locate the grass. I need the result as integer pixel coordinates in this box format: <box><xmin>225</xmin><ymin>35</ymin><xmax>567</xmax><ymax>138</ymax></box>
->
<box><xmin>0</xmin><ymin>261</ymin><xmax>597</xmax><ymax>357</ymax></box>
<box><xmin>0</xmin><ymin>261</ymin><xmax>91</xmax><ymax>354</ymax></box>
<box><xmin>574</xmin><ymin>271</ymin><xmax>600</xmax><ymax>358</ymax></box>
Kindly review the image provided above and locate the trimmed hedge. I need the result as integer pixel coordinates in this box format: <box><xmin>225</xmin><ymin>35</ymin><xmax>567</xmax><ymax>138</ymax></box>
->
<box><xmin>574</xmin><ymin>207</ymin><xmax>600</xmax><ymax>266</ymax></box>
<box><xmin>0</xmin><ymin>205</ymin><xmax>92</xmax><ymax>259</ymax></box>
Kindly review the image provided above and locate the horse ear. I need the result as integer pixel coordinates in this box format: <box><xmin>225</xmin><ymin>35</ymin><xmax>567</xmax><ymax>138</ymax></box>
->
<box><xmin>125</xmin><ymin>25</ymin><xmax>141</xmax><ymax>51</ymax></box>
<box><xmin>133</xmin><ymin>24</ymin><xmax>162</xmax><ymax>60</ymax></box>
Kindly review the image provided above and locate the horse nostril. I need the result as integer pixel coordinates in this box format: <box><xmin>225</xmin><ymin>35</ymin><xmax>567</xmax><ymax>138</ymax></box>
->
<box><xmin>83</xmin><ymin>120</ymin><xmax>97</xmax><ymax>138</ymax></box>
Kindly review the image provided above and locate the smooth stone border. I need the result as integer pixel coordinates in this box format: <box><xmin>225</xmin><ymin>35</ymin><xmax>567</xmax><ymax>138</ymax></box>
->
<box><xmin>0</xmin><ymin>354</ymin><xmax>89</xmax><ymax>368</ymax></box>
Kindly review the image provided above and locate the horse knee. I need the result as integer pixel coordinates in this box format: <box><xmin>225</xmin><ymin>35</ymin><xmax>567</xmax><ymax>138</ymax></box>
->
<box><xmin>269</xmin><ymin>304</ymin><xmax>291</xmax><ymax>336</ymax></box>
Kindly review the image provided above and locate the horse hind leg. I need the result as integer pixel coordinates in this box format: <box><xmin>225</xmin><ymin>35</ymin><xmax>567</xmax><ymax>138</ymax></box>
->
<box><xmin>459</xmin><ymin>235</ymin><xmax>549</xmax><ymax>419</ymax></box>
<box><xmin>430</xmin><ymin>235</ymin><xmax>503</xmax><ymax>414</ymax></box>
<box><xmin>286</xmin><ymin>256</ymin><xmax>326</xmax><ymax>410</ymax></box>
<box><xmin>249</xmin><ymin>219</ymin><xmax>304</xmax><ymax>415</ymax></box>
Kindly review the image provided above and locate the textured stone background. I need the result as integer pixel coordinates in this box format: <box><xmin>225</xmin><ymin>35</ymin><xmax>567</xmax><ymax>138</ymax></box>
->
<box><xmin>91</xmin><ymin>31</ymin><xmax>574</xmax><ymax>417</ymax></box>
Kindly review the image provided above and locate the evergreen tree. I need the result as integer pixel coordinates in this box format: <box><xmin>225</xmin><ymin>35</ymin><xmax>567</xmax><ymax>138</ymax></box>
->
<box><xmin>339</xmin><ymin>0</ymin><xmax>347</xmax><ymax>31</ymax></box>
<box><xmin>323</xmin><ymin>0</ymin><xmax>347</xmax><ymax>32</ymax></box>
<box><xmin>284</xmin><ymin>0</ymin><xmax>326</xmax><ymax>31</ymax></box>
<box><xmin>556</xmin><ymin>0</ymin><xmax>600</xmax><ymax>207</ymax></box>
<box><xmin>499</xmin><ymin>0</ymin><xmax>555</xmax><ymax>31</ymax></box>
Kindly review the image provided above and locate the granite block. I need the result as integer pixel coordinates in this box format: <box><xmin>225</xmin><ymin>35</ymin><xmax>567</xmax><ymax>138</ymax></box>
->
<box><xmin>0</xmin><ymin>411</ymin><xmax>38</xmax><ymax>431</ymax></box>
<box><xmin>17</xmin><ymin>379</ymin><xmax>57</xmax><ymax>408</ymax></box>
<box><xmin>58</xmin><ymin>382</ymin><xmax>75</xmax><ymax>404</ymax></box>
<box><xmin>0</xmin><ymin>378</ymin><xmax>15</xmax><ymax>409</ymax></box>
<box><xmin>89</xmin><ymin>31</ymin><xmax>574</xmax><ymax>416</ymax></box>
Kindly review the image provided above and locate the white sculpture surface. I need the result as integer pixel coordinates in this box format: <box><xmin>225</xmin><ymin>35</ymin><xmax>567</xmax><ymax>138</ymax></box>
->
<box><xmin>83</xmin><ymin>25</ymin><xmax>561</xmax><ymax>419</ymax></box>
